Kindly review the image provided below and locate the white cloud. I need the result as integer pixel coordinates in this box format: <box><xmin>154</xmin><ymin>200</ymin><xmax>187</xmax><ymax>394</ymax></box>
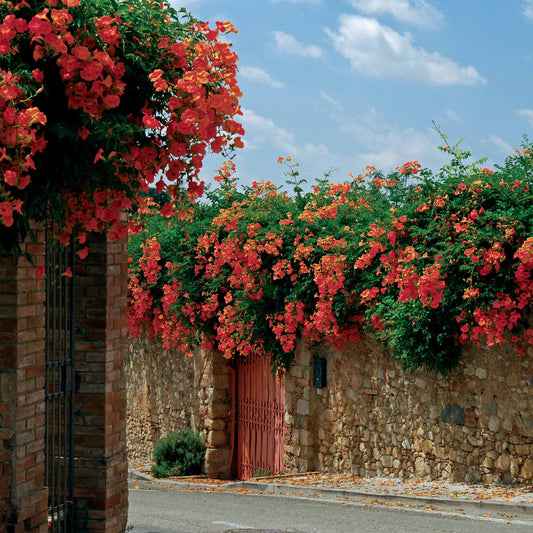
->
<box><xmin>342</xmin><ymin>118</ymin><xmax>448</xmax><ymax>170</ymax></box>
<box><xmin>273</xmin><ymin>31</ymin><xmax>323</xmax><ymax>58</ymax></box>
<box><xmin>524</xmin><ymin>1</ymin><xmax>533</xmax><ymax>20</ymax></box>
<box><xmin>239</xmin><ymin>66</ymin><xmax>285</xmax><ymax>88</ymax></box>
<box><xmin>272</xmin><ymin>0</ymin><xmax>321</xmax><ymax>3</ymax></box>
<box><xmin>217</xmin><ymin>106</ymin><xmax>454</xmax><ymax>188</ymax></box>
<box><xmin>169</xmin><ymin>0</ymin><xmax>201</xmax><ymax>10</ymax></box>
<box><xmin>350</xmin><ymin>0</ymin><xmax>444</xmax><ymax>27</ymax></box>
<box><xmin>240</xmin><ymin>108</ymin><xmax>329</xmax><ymax>158</ymax></box>
<box><xmin>326</xmin><ymin>15</ymin><xmax>486</xmax><ymax>86</ymax></box>
<box><xmin>320</xmin><ymin>90</ymin><xmax>343</xmax><ymax>111</ymax></box>
<box><xmin>517</xmin><ymin>108</ymin><xmax>533</xmax><ymax>126</ymax></box>
<box><xmin>445</xmin><ymin>109</ymin><xmax>464</xmax><ymax>125</ymax></box>
<box><xmin>487</xmin><ymin>134</ymin><xmax>513</xmax><ymax>154</ymax></box>
<box><xmin>360</xmin><ymin>128</ymin><xmax>441</xmax><ymax>169</ymax></box>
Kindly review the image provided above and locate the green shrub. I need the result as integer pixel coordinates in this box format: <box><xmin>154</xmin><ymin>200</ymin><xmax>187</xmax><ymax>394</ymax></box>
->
<box><xmin>252</xmin><ymin>468</ymin><xmax>271</xmax><ymax>478</ymax></box>
<box><xmin>151</xmin><ymin>429</ymin><xmax>206</xmax><ymax>478</ymax></box>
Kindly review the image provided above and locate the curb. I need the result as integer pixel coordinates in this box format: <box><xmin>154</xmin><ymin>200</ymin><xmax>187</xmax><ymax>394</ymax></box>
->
<box><xmin>128</xmin><ymin>470</ymin><xmax>239</xmax><ymax>491</ymax></box>
<box><xmin>128</xmin><ymin>472</ymin><xmax>533</xmax><ymax>520</ymax></box>
<box><xmin>238</xmin><ymin>481</ymin><xmax>533</xmax><ymax>519</ymax></box>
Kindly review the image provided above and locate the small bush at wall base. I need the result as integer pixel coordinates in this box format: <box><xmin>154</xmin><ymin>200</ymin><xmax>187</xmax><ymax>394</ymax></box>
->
<box><xmin>252</xmin><ymin>468</ymin><xmax>271</xmax><ymax>478</ymax></box>
<box><xmin>151</xmin><ymin>429</ymin><xmax>206</xmax><ymax>478</ymax></box>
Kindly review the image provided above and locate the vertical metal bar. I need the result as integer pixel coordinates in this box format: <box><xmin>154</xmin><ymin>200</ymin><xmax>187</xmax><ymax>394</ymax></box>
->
<box><xmin>62</xmin><ymin>244</ymin><xmax>67</xmax><ymax>533</ymax></box>
<box><xmin>45</xmin><ymin>225</ymin><xmax>75</xmax><ymax>532</ymax></box>
<box><xmin>68</xmin><ymin>240</ymin><xmax>75</xmax><ymax>532</ymax></box>
<box><xmin>58</xmin><ymin>240</ymin><xmax>63</xmax><ymax>532</ymax></box>
<box><xmin>57</xmin><ymin>243</ymin><xmax>61</xmax><ymax>533</ymax></box>
<box><xmin>45</xmin><ymin>225</ymin><xmax>50</xmax><ymax>530</ymax></box>
<box><xmin>45</xmin><ymin>226</ymin><xmax>49</xmax><ymax>480</ymax></box>
<box><xmin>51</xmin><ymin>235</ymin><xmax>57</xmax><ymax>531</ymax></box>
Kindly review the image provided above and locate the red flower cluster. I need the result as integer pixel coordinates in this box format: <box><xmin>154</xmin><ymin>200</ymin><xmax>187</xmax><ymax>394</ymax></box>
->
<box><xmin>1</xmin><ymin>0</ymin><xmax>243</xmax><ymax>254</ymax></box>
<box><xmin>128</xmin><ymin>145</ymin><xmax>532</xmax><ymax>373</ymax></box>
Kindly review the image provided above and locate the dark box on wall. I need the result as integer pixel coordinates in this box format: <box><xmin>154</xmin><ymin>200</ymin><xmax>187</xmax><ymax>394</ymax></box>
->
<box><xmin>313</xmin><ymin>356</ymin><xmax>327</xmax><ymax>388</ymax></box>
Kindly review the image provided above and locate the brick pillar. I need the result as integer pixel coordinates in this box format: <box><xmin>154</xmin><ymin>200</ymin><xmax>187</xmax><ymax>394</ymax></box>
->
<box><xmin>0</xmin><ymin>229</ymin><xmax>48</xmax><ymax>533</ymax></box>
<box><xmin>72</xmin><ymin>233</ymin><xmax>128</xmax><ymax>532</ymax></box>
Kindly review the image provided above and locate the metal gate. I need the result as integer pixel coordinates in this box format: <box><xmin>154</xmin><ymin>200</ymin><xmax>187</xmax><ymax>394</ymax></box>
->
<box><xmin>45</xmin><ymin>231</ymin><xmax>75</xmax><ymax>532</ymax></box>
<box><xmin>235</xmin><ymin>355</ymin><xmax>285</xmax><ymax>480</ymax></box>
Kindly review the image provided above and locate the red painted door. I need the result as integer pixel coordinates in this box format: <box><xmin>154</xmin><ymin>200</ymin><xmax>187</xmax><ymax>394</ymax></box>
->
<box><xmin>235</xmin><ymin>355</ymin><xmax>285</xmax><ymax>480</ymax></box>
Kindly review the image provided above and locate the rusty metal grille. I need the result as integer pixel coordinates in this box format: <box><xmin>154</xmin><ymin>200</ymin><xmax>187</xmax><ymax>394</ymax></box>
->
<box><xmin>45</xmin><ymin>229</ymin><xmax>75</xmax><ymax>533</ymax></box>
<box><xmin>236</xmin><ymin>355</ymin><xmax>285</xmax><ymax>480</ymax></box>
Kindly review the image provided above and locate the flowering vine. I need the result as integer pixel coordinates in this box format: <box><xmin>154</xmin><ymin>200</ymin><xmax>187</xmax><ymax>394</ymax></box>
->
<box><xmin>0</xmin><ymin>0</ymin><xmax>243</xmax><ymax>253</ymax></box>
<box><xmin>129</xmin><ymin>142</ymin><xmax>532</xmax><ymax>374</ymax></box>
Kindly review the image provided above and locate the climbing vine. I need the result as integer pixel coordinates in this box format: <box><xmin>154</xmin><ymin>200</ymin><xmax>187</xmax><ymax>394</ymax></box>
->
<box><xmin>0</xmin><ymin>0</ymin><xmax>243</xmax><ymax>254</ymax></box>
<box><xmin>129</xmin><ymin>142</ymin><xmax>533</xmax><ymax>374</ymax></box>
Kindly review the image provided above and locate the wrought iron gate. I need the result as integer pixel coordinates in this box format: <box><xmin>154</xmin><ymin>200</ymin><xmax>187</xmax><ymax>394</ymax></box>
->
<box><xmin>45</xmin><ymin>231</ymin><xmax>75</xmax><ymax>532</ymax></box>
<box><xmin>235</xmin><ymin>355</ymin><xmax>285</xmax><ymax>480</ymax></box>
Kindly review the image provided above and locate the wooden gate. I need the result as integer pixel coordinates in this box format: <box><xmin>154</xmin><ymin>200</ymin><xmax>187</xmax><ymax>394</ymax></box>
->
<box><xmin>235</xmin><ymin>355</ymin><xmax>285</xmax><ymax>480</ymax></box>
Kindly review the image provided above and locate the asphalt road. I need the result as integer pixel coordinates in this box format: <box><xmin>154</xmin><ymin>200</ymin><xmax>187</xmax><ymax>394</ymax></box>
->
<box><xmin>127</xmin><ymin>480</ymin><xmax>533</xmax><ymax>533</ymax></box>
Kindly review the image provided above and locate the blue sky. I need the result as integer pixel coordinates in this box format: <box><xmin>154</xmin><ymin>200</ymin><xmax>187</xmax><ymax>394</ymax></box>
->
<box><xmin>170</xmin><ymin>0</ymin><xmax>533</xmax><ymax>190</ymax></box>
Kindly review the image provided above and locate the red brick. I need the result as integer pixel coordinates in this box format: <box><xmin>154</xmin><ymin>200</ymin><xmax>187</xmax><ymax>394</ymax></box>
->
<box><xmin>25</xmin><ymin>390</ymin><xmax>45</xmax><ymax>405</ymax></box>
<box><xmin>25</xmin><ymin>340</ymin><xmax>45</xmax><ymax>355</ymax></box>
<box><xmin>0</xmin><ymin>450</ymin><xmax>11</xmax><ymax>462</ymax></box>
<box><xmin>26</xmin><ymin>292</ymin><xmax>45</xmax><ymax>306</ymax></box>
<box><xmin>16</xmin><ymin>329</ymin><xmax>40</xmax><ymax>344</ymax></box>
<box><xmin>25</xmin><ymin>366</ymin><xmax>44</xmax><ymax>379</ymax></box>
<box><xmin>16</xmin><ymin>456</ymin><xmax>35</xmax><ymax>471</ymax></box>
<box><xmin>0</xmin><ymin>429</ymin><xmax>13</xmax><ymax>440</ymax></box>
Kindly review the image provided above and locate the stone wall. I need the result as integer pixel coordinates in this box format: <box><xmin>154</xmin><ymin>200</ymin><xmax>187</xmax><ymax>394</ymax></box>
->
<box><xmin>127</xmin><ymin>336</ymin><xmax>202</xmax><ymax>462</ymax></box>
<box><xmin>285</xmin><ymin>335</ymin><xmax>533</xmax><ymax>484</ymax></box>
<box><xmin>126</xmin><ymin>338</ymin><xmax>232</xmax><ymax>477</ymax></box>
<box><xmin>128</xmin><ymin>330</ymin><xmax>532</xmax><ymax>484</ymax></box>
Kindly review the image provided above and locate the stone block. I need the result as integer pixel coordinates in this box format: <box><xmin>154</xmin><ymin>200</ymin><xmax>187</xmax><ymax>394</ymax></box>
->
<box><xmin>421</xmin><ymin>440</ymin><xmax>433</xmax><ymax>454</ymax></box>
<box><xmin>510</xmin><ymin>457</ymin><xmax>521</xmax><ymax>476</ymax></box>
<box><xmin>520</xmin><ymin>458</ymin><xmax>533</xmax><ymax>480</ymax></box>
<box><xmin>210</xmin><ymin>402</ymin><xmax>231</xmax><ymax>419</ymax></box>
<box><xmin>488</xmin><ymin>415</ymin><xmax>500</xmax><ymax>432</ymax></box>
<box><xmin>204</xmin><ymin>418</ymin><xmax>226</xmax><ymax>431</ymax></box>
<box><xmin>441</xmin><ymin>404</ymin><xmax>465</xmax><ymax>425</ymax></box>
<box><xmin>382</xmin><ymin>455</ymin><xmax>393</xmax><ymax>468</ymax></box>
<box><xmin>414</xmin><ymin>456</ymin><xmax>429</xmax><ymax>476</ymax></box>
<box><xmin>204</xmin><ymin>448</ymin><xmax>230</xmax><ymax>478</ymax></box>
<box><xmin>434</xmin><ymin>446</ymin><xmax>446</xmax><ymax>459</ymax></box>
<box><xmin>506</xmin><ymin>375</ymin><xmax>519</xmax><ymax>387</ymax></box>
<box><xmin>207</xmin><ymin>428</ymin><xmax>228</xmax><ymax>446</ymax></box>
<box><xmin>461</xmin><ymin>442</ymin><xmax>473</xmax><ymax>452</ymax></box>
<box><xmin>475</xmin><ymin>368</ymin><xmax>487</xmax><ymax>379</ymax></box>
<box><xmin>300</xmin><ymin>429</ymin><xmax>312</xmax><ymax>447</ymax></box>
<box><xmin>513</xmin><ymin>444</ymin><xmax>530</xmax><ymax>455</ymax></box>
<box><xmin>497</xmin><ymin>453</ymin><xmax>511</xmax><ymax>472</ymax></box>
